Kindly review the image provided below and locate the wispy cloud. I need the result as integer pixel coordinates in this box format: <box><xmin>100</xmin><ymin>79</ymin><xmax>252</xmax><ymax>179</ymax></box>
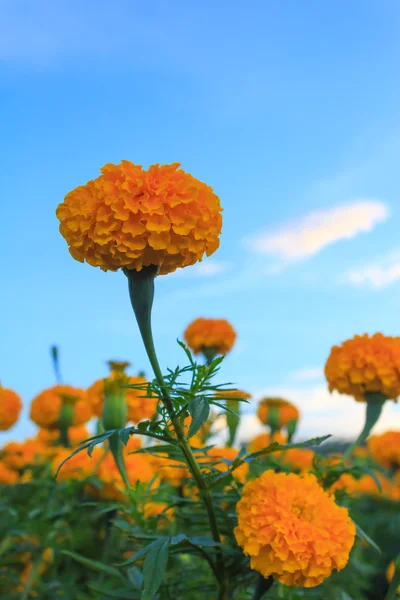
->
<box><xmin>342</xmin><ymin>249</ymin><xmax>400</xmax><ymax>289</ymax></box>
<box><xmin>170</xmin><ymin>260</ymin><xmax>230</xmax><ymax>279</ymax></box>
<box><xmin>245</xmin><ymin>200</ymin><xmax>389</xmax><ymax>263</ymax></box>
<box><xmin>288</xmin><ymin>367</ymin><xmax>323</xmax><ymax>383</ymax></box>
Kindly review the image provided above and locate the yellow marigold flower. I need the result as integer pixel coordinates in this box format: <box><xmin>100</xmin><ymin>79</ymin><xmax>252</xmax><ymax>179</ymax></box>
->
<box><xmin>95</xmin><ymin>452</ymin><xmax>156</xmax><ymax>501</ymax></box>
<box><xmin>235</xmin><ymin>471</ymin><xmax>355</xmax><ymax>587</ymax></box>
<box><xmin>330</xmin><ymin>472</ymin><xmax>394</xmax><ymax>499</ymax></box>
<box><xmin>387</xmin><ymin>561</ymin><xmax>400</xmax><ymax>593</ymax></box>
<box><xmin>56</xmin><ymin>161</ymin><xmax>222</xmax><ymax>274</ymax></box>
<box><xmin>257</xmin><ymin>397</ymin><xmax>300</xmax><ymax>429</ymax></box>
<box><xmin>368</xmin><ymin>431</ymin><xmax>400</xmax><ymax>470</ymax></box>
<box><xmin>0</xmin><ymin>384</ymin><xmax>22</xmax><ymax>430</ymax></box>
<box><xmin>2</xmin><ymin>439</ymin><xmax>47</xmax><ymax>471</ymax></box>
<box><xmin>86</xmin><ymin>373</ymin><xmax>157</xmax><ymax>424</ymax></box>
<box><xmin>0</xmin><ymin>461</ymin><xmax>18</xmax><ymax>484</ymax></box>
<box><xmin>205</xmin><ymin>447</ymin><xmax>249</xmax><ymax>483</ymax></box>
<box><xmin>278</xmin><ymin>448</ymin><xmax>315</xmax><ymax>472</ymax></box>
<box><xmin>184</xmin><ymin>317</ymin><xmax>236</xmax><ymax>355</ymax></box>
<box><xmin>150</xmin><ymin>454</ymin><xmax>189</xmax><ymax>487</ymax></box>
<box><xmin>30</xmin><ymin>385</ymin><xmax>92</xmax><ymax>429</ymax></box>
<box><xmin>247</xmin><ymin>431</ymin><xmax>287</xmax><ymax>454</ymax></box>
<box><xmin>325</xmin><ymin>333</ymin><xmax>400</xmax><ymax>401</ymax></box>
<box><xmin>53</xmin><ymin>446</ymin><xmax>105</xmax><ymax>482</ymax></box>
<box><xmin>37</xmin><ymin>424</ymin><xmax>90</xmax><ymax>448</ymax></box>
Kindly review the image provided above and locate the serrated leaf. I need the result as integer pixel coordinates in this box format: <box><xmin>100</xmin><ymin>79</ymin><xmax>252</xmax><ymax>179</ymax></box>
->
<box><xmin>61</xmin><ymin>550</ymin><xmax>126</xmax><ymax>580</ymax></box>
<box><xmin>88</xmin><ymin>430</ymin><xmax>116</xmax><ymax>457</ymax></box>
<box><xmin>141</xmin><ymin>538</ymin><xmax>170</xmax><ymax>599</ymax></box>
<box><xmin>177</xmin><ymin>339</ymin><xmax>195</xmax><ymax>365</ymax></box>
<box><xmin>188</xmin><ymin>396</ymin><xmax>210</xmax><ymax>438</ymax></box>
<box><xmin>117</xmin><ymin>538</ymin><xmax>167</xmax><ymax>566</ymax></box>
<box><xmin>118</xmin><ymin>427</ymin><xmax>133</xmax><ymax>446</ymax></box>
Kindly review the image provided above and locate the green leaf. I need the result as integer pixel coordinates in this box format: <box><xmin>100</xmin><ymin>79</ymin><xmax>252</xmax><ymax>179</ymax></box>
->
<box><xmin>177</xmin><ymin>339</ymin><xmax>195</xmax><ymax>365</ymax></box>
<box><xmin>355</xmin><ymin>523</ymin><xmax>381</xmax><ymax>554</ymax></box>
<box><xmin>117</xmin><ymin>538</ymin><xmax>168</xmax><ymax>566</ymax></box>
<box><xmin>245</xmin><ymin>435</ymin><xmax>331</xmax><ymax>463</ymax></box>
<box><xmin>61</xmin><ymin>550</ymin><xmax>126</xmax><ymax>580</ymax></box>
<box><xmin>170</xmin><ymin>533</ymin><xmax>187</xmax><ymax>545</ymax></box>
<box><xmin>118</xmin><ymin>427</ymin><xmax>133</xmax><ymax>446</ymax></box>
<box><xmin>127</xmin><ymin>565</ymin><xmax>143</xmax><ymax>589</ymax></box>
<box><xmin>141</xmin><ymin>538</ymin><xmax>170</xmax><ymax>599</ymax></box>
<box><xmin>88</xmin><ymin>430</ymin><xmax>116</xmax><ymax>457</ymax></box>
<box><xmin>137</xmin><ymin>444</ymin><xmax>184</xmax><ymax>462</ymax></box>
<box><xmin>188</xmin><ymin>396</ymin><xmax>210</xmax><ymax>438</ymax></box>
<box><xmin>187</xmin><ymin>536</ymin><xmax>221</xmax><ymax>547</ymax></box>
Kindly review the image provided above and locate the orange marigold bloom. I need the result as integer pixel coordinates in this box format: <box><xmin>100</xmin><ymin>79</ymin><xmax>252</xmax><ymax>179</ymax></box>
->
<box><xmin>235</xmin><ymin>471</ymin><xmax>355</xmax><ymax>587</ymax></box>
<box><xmin>151</xmin><ymin>454</ymin><xmax>189</xmax><ymax>487</ymax></box>
<box><xmin>247</xmin><ymin>431</ymin><xmax>287</xmax><ymax>454</ymax></box>
<box><xmin>0</xmin><ymin>461</ymin><xmax>18</xmax><ymax>484</ymax></box>
<box><xmin>205</xmin><ymin>447</ymin><xmax>249</xmax><ymax>483</ymax></box>
<box><xmin>325</xmin><ymin>333</ymin><xmax>400</xmax><ymax>401</ymax></box>
<box><xmin>53</xmin><ymin>446</ymin><xmax>105</xmax><ymax>482</ymax></box>
<box><xmin>86</xmin><ymin>372</ymin><xmax>157</xmax><ymax>425</ymax></box>
<box><xmin>184</xmin><ymin>318</ymin><xmax>236</xmax><ymax>355</ymax></box>
<box><xmin>330</xmin><ymin>472</ymin><xmax>394</xmax><ymax>499</ymax></box>
<box><xmin>30</xmin><ymin>385</ymin><xmax>92</xmax><ymax>429</ymax></box>
<box><xmin>56</xmin><ymin>161</ymin><xmax>222</xmax><ymax>274</ymax></box>
<box><xmin>95</xmin><ymin>452</ymin><xmax>156</xmax><ymax>501</ymax></box>
<box><xmin>278</xmin><ymin>448</ymin><xmax>315</xmax><ymax>472</ymax></box>
<box><xmin>257</xmin><ymin>397</ymin><xmax>300</xmax><ymax>429</ymax></box>
<box><xmin>0</xmin><ymin>384</ymin><xmax>22</xmax><ymax>430</ymax></box>
<box><xmin>143</xmin><ymin>501</ymin><xmax>174</xmax><ymax>529</ymax></box>
<box><xmin>2</xmin><ymin>439</ymin><xmax>47</xmax><ymax>471</ymax></box>
<box><xmin>387</xmin><ymin>561</ymin><xmax>400</xmax><ymax>593</ymax></box>
<box><xmin>368</xmin><ymin>431</ymin><xmax>400</xmax><ymax>470</ymax></box>
<box><xmin>37</xmin><ymin>424</ymin><xmax>90</xmax><ymax>447</ymax></box>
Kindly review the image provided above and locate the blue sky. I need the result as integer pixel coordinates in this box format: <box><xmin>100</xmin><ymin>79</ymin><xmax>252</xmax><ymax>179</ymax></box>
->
<box><xmin>2</xmin><ymin>0</ymin><xmax>400</xmax><ymax>443</ymax></box>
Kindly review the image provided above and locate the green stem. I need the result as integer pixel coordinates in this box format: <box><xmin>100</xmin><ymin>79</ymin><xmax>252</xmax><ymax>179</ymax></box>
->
<box><xmin>59</xmin><ymin>402</ymin><xmax>74</xmax><ymax>448</ymax></box>
<box><xmin>109</xmin><ymin>434</ymin><xmax>130</xmax><ymax>492</ymax></box>
<box><xmin>342</xmin><ymin>393</ymin><xmax>386</xmax><ymax>463</ymax></box>
<box><xmin>124</xmin><ymin>267</ymin><xmax>228</xmax><ymax>600</ymax></box>
<box><xmin>252</xmin><ymin>575</ymin><xmax>274</xmax><ymax>600</ymax></box>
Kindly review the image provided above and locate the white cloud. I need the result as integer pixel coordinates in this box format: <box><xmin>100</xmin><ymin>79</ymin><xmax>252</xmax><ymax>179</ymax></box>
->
<box><xmin>288</xmin><ymin>367</ymin><xmax>323</xmax><ymax>383</ymax></box>
<box><xmin>246</xmin><ymin>200</ymin><xmax>389</xmax><ymax>262</ymax></box>
<box><xmin>342</xmin><ymin>249</ymin><xmax>400</xmax><ymax>289</ymax></box>
<box><xmin>170</xmin><ymin>260</ymin><xmax>230</xmax><ymax>278</ymax></box>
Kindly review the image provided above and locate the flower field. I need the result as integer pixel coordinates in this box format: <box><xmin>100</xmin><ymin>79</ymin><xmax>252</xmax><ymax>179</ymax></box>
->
<box><xmin>1</xmin><ymin>161</ymin><xmax>399</xmax><ymax>599</ymax></box>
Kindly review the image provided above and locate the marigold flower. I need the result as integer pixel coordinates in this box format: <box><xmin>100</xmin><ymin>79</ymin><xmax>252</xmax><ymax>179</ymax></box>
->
<box><xmin>247</xmin><ymin>431</ymin><xmax>287</xmax><ymax>454</ymax></box>
<box><xmin>325</xmin><ymin>333</ymin><xmax>400</xmax><ymax>401</ymax></box>
<box><xmin>257</xmin><ymin>397</ymin><xmax>300</xmax><ymax>429</ymax></box>
<box><xmin>143</xmin><ymin>501</ymin><xmax>174</xmax><ymax>529</ymax></box>
<box><xmin>95</xmin><ymin>452</ymin><xmax>156</xmax><ymax>501</ymax></box>
<box><xmin>278</xmin><ymin>448</ymin><xmax>315</xmax><ymax>472</ymax></box>
<box><xmin>235</xmin><ymin>471</ymin><xmax>355</xmax><ymax>587</ymax></box>
<box><xmin>387</xmin><ymin>561</ymin><xmax>400</xmax><ymax>593</ymax></box>
<box><xmin>330</xmin><ymin>472</ymin><xmax>394</xmax><ymax>499</ymax></box>
<box><xmin>0</xmin><ymin>384</ymin><xmax>22</xmax><ymax>430</ymax></box>
<box><xmin>151</xmin><ymin>454</ymin><xmax>189</xmax><ymax>487</ymax></box>
<box><xmin>0</xmin><ymin>461</ymin><xmax>19</xmax><ymax>484</ymax></box>
<box><xmin>205</xmin><ymin>447</ymin><xmax>249</xmax><ymax>483</ymax></box>
<box><xmin>56</xmin><ymin>161</ymin><xmax>222</xmax><ymax>274</ymax></box>
<box><xmin>184</xmin><ymin>318</ymin><xmax>236</xmax><ymax>355</ymax></box>
<box><xmin>86</xmin><ymin>372</ymin><xmax>157</xmax><ymax>424</ymax></box>
<box><xmin>2</xmin><ymin>440</ymin><xmax>47</xmax><ymax>471</ymax></box>
<box><xmin>54</xmin><ymin>446</ymin><xmax>105</xmax><ymax>482</ymax></box>
<box><xmin>30</xmin><ymin>385</ymin><xmax>91</xmax><ymax>429</ymax></box>
<box><xmin>368</xmin><ymin>431</ymin><xmax>400</xmax><ymax>470</ymax></box>
<box><xmin>37</xmin><ymin>424</ymin><xmax>90</xmax><ymax>447</ymax></box>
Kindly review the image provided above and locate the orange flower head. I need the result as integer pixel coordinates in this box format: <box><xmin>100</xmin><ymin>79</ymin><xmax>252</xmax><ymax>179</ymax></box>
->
<box><xmin>278</xmin><ymin>448</ymin><xmax>315</xmax><ymax>472</ymax></box>
<box><xmin>37</xmin><ymin>424</ymin><xmax>90</xmax><ymax>448</ymax></box>
<box><xmin>86</xmin><ymin>370</ymin><xmax>157</xmax><ymax>425</ymax></box>
<box><xmin>143</xmin><ymin>501</ymin><xmax>174</xmax><ymax>529</ymax></box>
<box><xmin>0</xmin><ymin>461</ymin><xmax>19</xmax><ymax>484</ymax></box>
<box><xmin>330</xmin><ymin>472</ymin><xmax>394</xmax><ymax>499</ymax></box>
<box><xmin>247</xmin><ymin>431</ymin><xmax>287</xmax><ymax>454</ymax></box>
<box><xmin>150</xmin><ymin>454</ymin><xmax>190</xmax><ymax>487</ymax></box>
<box><xmin>368</xmin><ymin>431</ymin><xmax>400</xmax><ymax>469</ymax></box>
<box><xmin>387</xmin><ymin>561</ymin><xmax>400</xmax><ymax>593</ymax></box>
<box><xmin>325</xmin><ymin>333</ymin><xmax>400</xmax><ymax>401</ymax></box>
<box><xmin>95</xmin><ymin>452</ymin><xmax>156</xmax><ymax>501</ymax></box>
<box><xmin>235</xmin><ymin>471</ymin><xmax>355</xmax><ymax>587</ymax></box>
<box><xmin>30</xmin><ymin>385</ymin><xmax>91</xmax><ymax>429</ymax></box>
<box><xmin>53</xmin><ymin>446</ymin><xmax>105</xmax><ymax>482</ymax></box>
<box><xmin>0</xmin><ymin>384</ymin><xmax>22</xmax><ymax>430</ymax></box>
<box><xmin>206</xmin><ymin>447</ymin><xmax>249</xmax><ymax>484</ymax></box>
<box><xmin>2</xmin><ymin>439</ymin><xmax>47</xmax><ymax>471</ymax></box>
<box><xmin>184</xmin><ymin>317</ymin><xmax>236</xmax><ymax>355</ymax></box>
<box><xmin>257</xmin><ymin>397</ymin><xmax>300</xmax><ymax>429</ymax></box>
<box><xmin>56</xmin><ymin>161</ymin><xmax>222</xmax><ymax>274</ymax></box>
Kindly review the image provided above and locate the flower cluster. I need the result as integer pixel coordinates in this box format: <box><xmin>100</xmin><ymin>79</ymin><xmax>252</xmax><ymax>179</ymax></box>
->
<box><xmin>325</xmin><ymin>333</ymin><xmax>400</xmax><ymax>401</ymax></box>
<box><xmin>0</xmin><ymin>384</ymin><xmax>22</xmax><ymax>430</ymax></box>
<box><xmin>30</xmin><ymin>385</ymin><xmax>92</xmax><ymax>429</ymax></box>
<box><xmin>257</xmin><ymin>397</ymin><xmax>299</xmax><ymax>429</ymax></box>
<box><xmin>56</xmin><ymin>162</ymin><xmax>222</xmax><ymax>275</ymax></box>
<box><xmin>368</xmin><ymin>431</ymin><xmax>400</xmax><ymax>470</ymax></box>
<box><xmin>235</xmin><ymin>471</ymin><xmax>356</xmax><ymax>587</ymax></box>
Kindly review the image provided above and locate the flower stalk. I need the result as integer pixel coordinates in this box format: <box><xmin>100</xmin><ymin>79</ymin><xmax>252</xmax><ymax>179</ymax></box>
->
<box><xmin>124</xmin><ymin>266</ymin><xmax>228</xmax><ymax>600</ymax></box>
<box><xmin>342</xmin><ymin>392</ymin><xmax>386</xmax><ymax>463</ymax></box>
